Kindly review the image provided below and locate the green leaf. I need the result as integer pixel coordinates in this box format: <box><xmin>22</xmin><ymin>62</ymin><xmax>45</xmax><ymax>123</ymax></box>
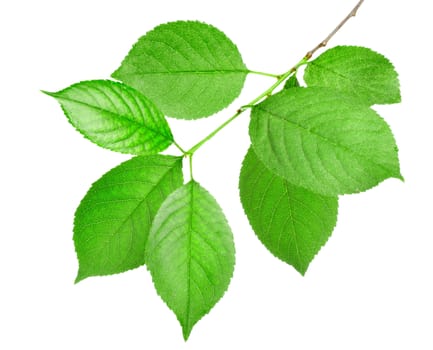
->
<box><xmin>145</xmin><ymin>181</ymin><xmax>235</xmax><ymax>340</ymax></box>
<box><xmin>43</xmin><ymin>80</ymin><xmax>173</xmax><ymax>155</ymax></box>
<box><xmin>239</xmin><ymin>147</ymin><xmax>338</xmax><ymax>275</ymax></box>
<box><xmin>304</xmin><ymin>46</ymin><xmax>400</xmax><ymax>105</ymax></box>
<box><xmin>249</xmin><ymin>87</ymin><xmax>402</xmax><ymax>196</ymax></box>
<box><xmin>284</xmin><ymin>75</ymin><xmax>300</xmax><ymax>89</ymax></box>
<box><xmin>74</xmin><ymin>155</ymin><xmax>183</xmax><ymax>283</ymax></box>
<box><xmin>112</xmin><ymin>21</ymin><xmax>248</xmax><ymax>120</ymax></box>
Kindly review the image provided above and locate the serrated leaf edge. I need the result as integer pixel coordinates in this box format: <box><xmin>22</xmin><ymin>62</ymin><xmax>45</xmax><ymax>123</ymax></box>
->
<box><xmin>73</xmin><ymin>155</ymin><xmax>183</xmax><ymax>283</ymax></box>
<box><xmin>305</xmin><ymin>45</ymin><xmax>402</xmax><ymax>106</ymax></box>
<box><xmin>238</xmin><ymin>147</ymin><xmax>339</xmax><ymax>275</ymax></box>
<box><xmin>111</xmin><ymin>20</ymin><xmax>249</xmax><ymax>120</ymax></box>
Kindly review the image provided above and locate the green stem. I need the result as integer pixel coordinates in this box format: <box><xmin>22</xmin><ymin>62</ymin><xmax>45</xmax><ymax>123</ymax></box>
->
<box><xmin>188</xmin><ymin>154</ymin><xmax>194</xmax><ymax>181</ymax></box>
<box><xmin>173</xmin><ymin>140</ymin><xmax>186</xmax><ymax>154</ymax></box>
<box><xmin>186</xmin><ymin>57</ymin><xmax>309</xmax><ymax>155</ymax></box>
<box><xmin>187</xmin><ymin>110</ymin><xmax>242</xmax><ymax>155</ymax></box>
<box><xmin>248</xmin><ymin>70</ymin><xmax>280</xmax><ymax>78</ymax></box>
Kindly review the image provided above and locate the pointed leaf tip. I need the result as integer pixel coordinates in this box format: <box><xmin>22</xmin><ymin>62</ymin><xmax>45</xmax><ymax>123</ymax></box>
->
<box><xmin>182</xmin><ymin>327</ymin><xmax>191</xmax><ymax>341</ymax></box>
<box><xmin>74</xmin><ymin>272</ymin><xmax>86</xmax><ymax>284</ymax></box>
<box><xmin>41</xmin><ymin>90</ymin><xmax>56</xmax><ymax>97</ymax></box>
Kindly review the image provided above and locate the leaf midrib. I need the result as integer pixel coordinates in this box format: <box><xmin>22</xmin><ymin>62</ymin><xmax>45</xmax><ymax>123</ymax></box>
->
<box><xmin>283</xmin><ymin>182</ymin><xmax>302</xmax><ymax>271</ymax></box>
<box><xmin>55</xmin><ymin>94</ymin><xmax>173</xmax><ymax>141</ymax></box>
<box><xmin>185</xmin><ymin>182</ymin><xmax>195</xmax><ymax>336</ymax></box>
<box><xmin>121</xmin><ymin>69</ymin><xmax>249</xmax><ymax>75</ymax></box>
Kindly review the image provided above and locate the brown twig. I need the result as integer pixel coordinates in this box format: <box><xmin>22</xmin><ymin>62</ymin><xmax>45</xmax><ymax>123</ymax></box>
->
<box><xmin>186</xmin><ymin>0</ymin><xmax>365</xmax><ymax>155</ymax></box>
<box><xmin>305</xmin><ymin>0</ymin><xmax>365</xmax><ymax>59</ymax></box>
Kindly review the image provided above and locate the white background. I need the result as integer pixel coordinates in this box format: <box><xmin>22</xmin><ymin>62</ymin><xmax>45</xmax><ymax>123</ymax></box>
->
<box><xmin>1</xmin><ymin>0</ymin><xmax>432</xmax><ymax>349</ymax></box>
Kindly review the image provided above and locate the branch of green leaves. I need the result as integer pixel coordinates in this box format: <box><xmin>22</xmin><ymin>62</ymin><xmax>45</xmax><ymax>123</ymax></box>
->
<box><xmin>43</xmin><ymin>0</ymin><xmax>403</xmax><ymax>341</ymax></box>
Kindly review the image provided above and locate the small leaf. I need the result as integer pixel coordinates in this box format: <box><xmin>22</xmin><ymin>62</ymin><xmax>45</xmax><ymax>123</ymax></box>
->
<box><xmin>284</xmin><ymin>75</ymin><xmax>300</xmax><ymax>89</ymax></box>
<box><xmin>249</xmin><ymin>87</ymin><xmax>402</xmax><ymax>196</ymax></box>
<box><xmin>239</xmin><ymin>147</ymin><xmax>338</xmax><ymax>275</ymax></box>
<box><xmin>43</xmin><ymin>80</ymin><xmax>173</xmax><ymax>155</ymax></box>
<box><xmin>74</xmin><ymin>155</ymin><xmax>183</xmax><ymax>283</ymax></box>
<box><xmin>112</xmin><ymin>21</ymin><xmax>248</xmax><ymax>119</ymax></box>
<box><xmin>304</xmin><ymin>46</ymin><xmax>400</xmax><ymax>105</ymax></box>
<box><xmin>146</xmin><ymin>181</ymin><xmax>235</xmax><ymax>340</ymax></box>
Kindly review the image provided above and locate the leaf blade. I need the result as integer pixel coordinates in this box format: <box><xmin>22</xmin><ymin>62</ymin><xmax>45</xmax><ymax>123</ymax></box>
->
<box><xmin>239</xmin><ymin>147</ymin><xmax>338</xmax><ymax>274</ymax></box>
<box><xmin>74</xmin><ymin>155</ymin><xmax>183</xmax><ymax>282</ymax></box>
<box><xmin>44</xmin><ymin>80</ymin><xmax>173</xmax><ymax>155</ymax></box>
<box><xmin>249</xmin><ymin>87</ymin><xmax>402</xmax><ymax>196</ymax></box>
<box><xmin>146</xmin><ymin>181</ymin><xmax>235</xmax><ymax>340</ymax></box>
<box><xmin>284</xmin><ymin>75</ymin><xmax>300</xmax><ymax>89</ymax></box>
<box><xmin>304</xmin><ymin>46</ymin><xmax>401</xmax><ymax>105</ymax></box>
<box><xmin>112</xmin><ymin>21</ymin><xmax>248</xmax><ymax>119</ymax></box>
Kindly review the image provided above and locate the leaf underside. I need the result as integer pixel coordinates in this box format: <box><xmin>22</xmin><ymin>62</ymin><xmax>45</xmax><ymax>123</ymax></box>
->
<box><xmin>239</xmin><ymin>147</ymin><xmax>338</xmax><ymax>274</ymax></box>
<box><xmin>249</xmin><ymin>87</ymin><xmax>402</xmax><ymax>196</ymax></box>
<box><xmin>304</xmin><ymin>45</ymin><xmax>401</xmax><ymax>105</ymax></box>
<box><xmin>44</xmin><ymin>80</ymin><xmax>173</xmax><ymax>155</ymax></box>
<box><xmin>112</xmin><ymin>21</ymin><xmax>248</xmax><ymax>119</ymax></box>
<box><xmin>145</xmin><ymin>181</ymin><xmax>235</xmax><ymax>340</ymax></box>
<box><xmin>74</xmin><ymin>155</ymin><xmax>183</xmax><ymax>282</ymax></box>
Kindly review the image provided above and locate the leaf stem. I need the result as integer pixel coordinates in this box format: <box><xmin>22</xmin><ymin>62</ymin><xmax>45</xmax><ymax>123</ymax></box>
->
<box><xmin>188</xmin><ymin>154</ymin><xmax>194</xmax><ymax>181</ymax></box>
<box><xmin>173</xmin><ymin>140</ymin><xmax>186</xmax><ymax>154</ymax></box>
<box><xmin>185</xmin><ymin>0</ymin><xmax>365</xmax><ymax>156</ymax></box>
<box><xmin>187</xmin><ymin>109</ymin><xmax>243</xmax><ymax>155</ymax></box>
<box><xmin>248</xmin><ymin>70</ymin><xmax>280</xmax><ymax>79</ymax></box>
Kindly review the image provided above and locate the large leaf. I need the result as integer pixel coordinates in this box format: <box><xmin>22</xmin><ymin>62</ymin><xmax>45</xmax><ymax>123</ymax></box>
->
<box><xmin>112</xmin><ymin>21</ymin><xmax>248</xmax><ymax>119</ymax></box>
<box><xmin>239</xmin><ymin>147</ymin><xmax>338</xmax><ymax>275</ymax></box>
<box><xmin>304</xmin><ymin>46</ymin><xmax>400</xmax><ymax>105</ymax></box>
<box><xmin>74</xmin><ymin>155</ymin><xmax>183</xmax><ymax>283</ymax></box>
<box><xmin>43</xmin><ymin>80</ymin><xmax>173</xmax><ymax>155</ymax></box>
<box><xmin>145</xmin><ymin>181</ymin><xmax>235</xmax><ymax>340</ymax></box>
<box><xmin>249</xmin><ymin>87</ymin><xmax>402</xmax><ymax>196</ymax></box>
